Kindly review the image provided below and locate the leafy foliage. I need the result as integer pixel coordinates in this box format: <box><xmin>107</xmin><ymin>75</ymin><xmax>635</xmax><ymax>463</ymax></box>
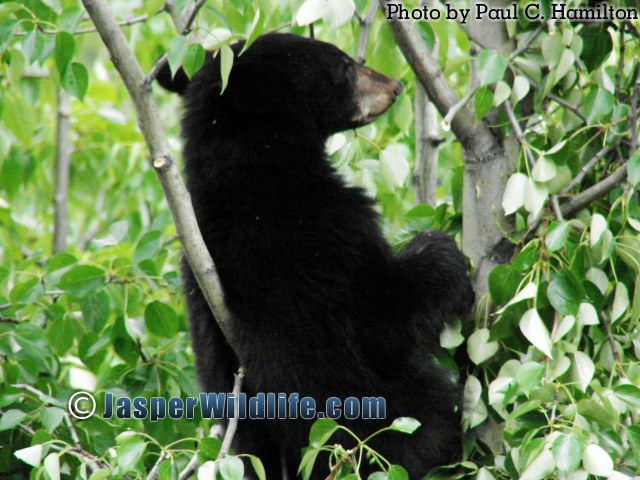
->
<box><xmin>0</xmin><ymin>0</ymin><xmax>638</xmax><ymax>479</ymax></box>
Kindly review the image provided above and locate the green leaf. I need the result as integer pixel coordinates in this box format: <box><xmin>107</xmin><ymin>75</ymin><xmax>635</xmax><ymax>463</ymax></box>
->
<box><xmin>475</xmin><ymin>50</ymin><xmax>507</xmax><ymax>86</ymax></box>
<box><xmin>58</xmin><ymin>6</ymin><xmax>84</xmax><ymax>33</ymax></box>
<box><xmin>545</xmin><ymin>221</ymin><xmax>569</xmax><ymax>252</ymax></box>
<box><xmin>219</xmin><ymin>456</ymin><xmax>244</xmax><ymax>480</ymax></box>
<box><xmin>14</xmin><ymin>322</ymin><xmax>50</xmax><ymax>362</ymax></box>
<box><xmin>0</xmin><ymin>409</ymin><xmax>26</xmax><ymax>431</ymax></box>
<box><xmin>390</xmin><ymin>417</ymin><xmax>420</xmax><ymax>434</ymax></box>
<box><xmin>547</xmin><ymin>270</ymin><xmax>584</xmax><ymax>316</ymax></box>
<box><xmin>134</xmin><ymin>230</ymin><xmax>163</xmax><ymax>263</ymax></box>
<box><xmin>45</xmin><ymin>252</ymin><xmax>77</xmax><ymax>274</ymax></box>
<box><xmin>14</xmin><ymin>445</ymin><xmax>43</xmax><ymax>468</ymax></box>
<box><xmin>493</xmin><ymin>81</ymin><xmax>510</xmax><ymax>107</ymax></box>
<box><xmin>628</xmin><ymin>148</ymin><xmax>640</xmax><ymax>187</ymax></box>
<box><xmin>580</xmin><ymin>27</ymin><xmax>612</xmax><ymax>71</ymax></box>
<box><xmin>21</xmin><ymin>29</ymin><xmax>44</xmax><ymax>65</ymax></box>
<box><xmin>241</xmin><ymin>8</ymin><xmax>264</xmax><ymax>55</ymax></box>
<box><xmin>583</xmin><ymin>87</ymin><xmax>614</xmax><ymax>124</ymax></box>
<box><xmin>613</xmin><ymin>384</ymin><xmax>640</xmax><ymax>408</ymax></box>
<box><xmin>488</xmin><ymin>264</ymin><xmax>522</xmax><ymax>305</ymax></box>
<box><xmin>511</xmin><ymin>75</ymin><xmax>530</xmax><ymax>106</ymax></box>
<box><xmin>61</xmin><ymin>62</ymin><xmax>89</xmax><ymax>100</ymax></box>
<box><xmin>59</xmin><ymin>265</ymin><xmax>106</xmax><ymax>298</ymax></box>
<box><xmin>46</xmin><ymin>316</ymin><xmax>74</xmax><ymax>355</ymax></box>
<box><xmin>298</xmin><ymin>447</ymin><xmax>320</xmax><ymax>480</ymax></box>
<box><xmin>552</xmin><ymin>434</ymin><xmax>583</xmax><ymax>472</ymax></box>
<box><xmin>81</xmin><ymin>291</ymin><xmax>111</xmax><ymax>332</ymax></box>
<box><xmin>55</xmin><ymin>31</ymin><xmax>75</xmax><ymax>74</ymax></box>
<box><xmin>515</xmin><ymin>362</ymin><xmax>544</xmax><ymax>397</ymax></box>
<box><xmin>519</xmin><ymin>308</ymin><xmax>553</xmax><ymax>358</ymax></box>
<box><xmin>144</xmin><ymin>300</ymin><xmax>179</xmax><ymax>338</ymax></box>
<box><xmin>197</xmin><ymin>437</ymin><xmax>221</xmax><ymax>461</ymax></box>
<box><xmin>380</xmin><ymin>148</ymin><xmax>409</xmax><ymax>189</ymax></box>
<box><xmin>145</xmin><ymin>0</ymin><xmax>166</xmax><ymax>16</ymax></box>
<box><xmin>467</xmin><ymin>328</ymin><xmax>498</xmax><ymax>365</ymax></box>
<box><xmin>309</xmin><ymin>418</ymin><xmax>338</xmax><ymax>446</ymax></box>
<box><xmin>474</xmin><ymin>86</ymin><xmax>493</xmax><ymax>120</ymax></box>
<box><xmin>542</xmin><ymin>33</ymin><xmax>563</xmax><ymax>66</ymax></box>
<box><xmin>387</xmin><ymin>465</ymin><xmax>408</xmax><ymax>480</ymax></box>
<box><xmin>248</xmin><ymin>455</ymin><xmax>266</xmax><ymax>480</ymax></box>
<box><xmin>220</xmin><ymin>44</ymin><xmax>234</xmax><ymax>94</ymax></box>
<box><xmin>167</xmin><ymin>36</ymin><xmax>189</xmax><ymax>77</ymax></box>
<box><xmin>0</xmin><ymin>19</ymin><xmax>17</xmax><ymax>55</ymax></box>
<box><xmin>117</xmin><ymin>437</ymin><xmax>146</xmax><ymax>473</ymax></box>
<box><xmin>182</xmin><ymin>43</ymin><xmax>205</xmax><ymax>79</ymax></box>
<box><xmin>10</xmin><ymin>278</ymin><xmax>44</xmax><ymax>305</ymax></box>
<box><xmin>40</xmin><ymin>407</ymin><xmax>65</xmax><ymax>433</ymax></box>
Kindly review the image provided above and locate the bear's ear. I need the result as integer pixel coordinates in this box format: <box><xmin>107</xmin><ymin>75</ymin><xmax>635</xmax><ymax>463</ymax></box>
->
<box><xmin>156</xmin><ymin>61</ymin><xmax>190</xmax><ymax>95</ymax></box>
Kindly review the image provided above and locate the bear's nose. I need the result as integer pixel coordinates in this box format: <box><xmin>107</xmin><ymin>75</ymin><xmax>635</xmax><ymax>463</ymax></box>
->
<box><xmin>393</xmin><ymin>81</ymin><xmax>403</xmax><ymax>98</ymax></box>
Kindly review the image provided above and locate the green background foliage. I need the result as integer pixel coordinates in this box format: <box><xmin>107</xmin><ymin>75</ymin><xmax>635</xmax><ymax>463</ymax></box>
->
<box><xmin>0</xmin><ymin>0</ymin><xmax>639</xmax><ymax>479</ymax></box>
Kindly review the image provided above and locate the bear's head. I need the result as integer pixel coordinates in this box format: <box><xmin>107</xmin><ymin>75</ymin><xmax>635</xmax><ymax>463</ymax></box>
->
<box><xmin>157</xmin><ymin>33</ymin><xmax>402</xmax><ymax>137</ymax></box>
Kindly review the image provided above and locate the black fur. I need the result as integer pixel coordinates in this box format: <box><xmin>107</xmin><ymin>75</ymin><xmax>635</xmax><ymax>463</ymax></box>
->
<box><xmin>158</xmin><ymin>33</ymin><xmax>473</xmax><ymax>478</ymax></box>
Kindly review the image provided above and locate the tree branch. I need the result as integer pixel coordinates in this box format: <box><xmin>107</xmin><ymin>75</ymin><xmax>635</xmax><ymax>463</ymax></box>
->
<box><xmin>53</xmin><ymin>89</ymin><xmax>71</xmax><ymax>254</ymax></box>
<box><xmin>560</xmin><ymin>144</ymin><xmax>614</xmax><ymax>194</ymax></box>
<box><xmin>179</xmin><ymin>369</ymin><xmax>244</xmax><ymax>480</ymax></box>
<box><xmin>356</xmin><ymin>0</ymin><xmax>378</xmax><ymax>64</ymax></box>
<box><xmin>504</xmin><ymin>101</ymin><xmax>563</xmax><ymax>221</ymax></box>
<box><xmin>80</xmin><ymin>0</ymin><xmax>236</xmax><ymax>356</ymax></box>
<box><xmin>378</xmin><ymin>0</ymin><xmax>499</xmax><ymax>159</ymax></box>
<box><xmin>145</xmin><ymin>0</ymin><xmax>207</xmax><ymax>86</ymax></box>
<box><xmin>561</xmin><ymin>163</ymin><xmax>628</xmax><ymax>217</ymax></box>
<box><xmin>14</xmin><ymin>15</ymin><xmax>148</xmax><ymax>36</ymax></box>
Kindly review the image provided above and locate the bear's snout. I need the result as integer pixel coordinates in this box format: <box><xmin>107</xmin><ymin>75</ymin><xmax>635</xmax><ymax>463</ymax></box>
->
<box><xmin>352</xmin><ymin>64</ymin><xmax>402</xmax><ymax>126</ymax></box>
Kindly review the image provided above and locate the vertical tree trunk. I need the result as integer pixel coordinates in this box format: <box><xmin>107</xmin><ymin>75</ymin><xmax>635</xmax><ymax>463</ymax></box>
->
<box><xmin>53</xmin><ymin>89</ymin><xmax>71</xmax><ymax>254</ymax></box>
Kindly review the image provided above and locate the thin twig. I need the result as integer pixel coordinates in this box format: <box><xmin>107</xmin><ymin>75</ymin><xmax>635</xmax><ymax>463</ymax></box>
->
<box><xmin>503</xmin><ymin>101</ymin><xmax>535</xmax><ymax>168</ymax></box>
<box><xmin>560</xmin><ymin>144</ymin><xmax>614</xmax><ymax>194</ymax></box>
<box><xmin>218</xmin><ymin>369</ymin><xmax>245</xmax><ymax>457</ymax></box>
<box><xmin>147</xmin><ymin>451</ymin><xmax>168</xmax><ymax>480</ymax></box>
<box><xmin>7</xmin><ymin>385</ymin><xmax>106</xmax><ymax>472</ymax></box>
<box><xmin>516</xmin><ymin>69</ymin><xmax>588</xmax><ymax>123</ymax></box>
<box><xmin>356</xmin><ymin>0</ymin><xmax>379</xmax><ymax>64</ymax></box>
<box><xmin>599</xmin><ymin>313</ymin><xmax>626</xmax><ymax>378</ymax></box>
<box><xmin>442</xmin><ymin>85</ymin><xmax>478</xmax><ymax>129</ymax></box>
<box><xmin>504</xmin><ymin>101</ymin><xmax>563</xmax><ymax>220</ymax></box>
<box><xmin>547</xmin><ymin>92</ymin><xmax>587</xmax><ymax>123</ymax></box>
<box><xmin>145</xmin><ymin>0</ymin><xmax>207</xmax><ymax>86</ymax></box>
<box><xmin>53</xmin><ymin>89</ymin><xmax>72</xmax><ymax>254</ymax></box>
<box><xmin>164</xmin><ymin>0</ymin><xmax>184</xmax><ymax>33</ymax></box>
<box><xmin>179</xmin><ymin>369</ymin><xmax>245</xmax><ymax>480</ymax></box>
<box><xmin>561</xmin><ymin>163</ymin><xmax>628</xmax><ymax>217</ymax></box>
<box><xmin>615</xmin><ymin>23</ymin><xmax>626</xmax><ymax>101</ymax></box>
<box><xmin>509</xmin><ymin>23</ymin><xmax>544</xmax><ymax>61</ymax></box>
<box><xmin>630</xmin><ymin>75</ymin><xmax>640</xmax><ymax>152</ymax></box>
<box><xmin>14</xmin><ymin>15</ymin><xmax>148</xmax><ymax>36</ymax></box>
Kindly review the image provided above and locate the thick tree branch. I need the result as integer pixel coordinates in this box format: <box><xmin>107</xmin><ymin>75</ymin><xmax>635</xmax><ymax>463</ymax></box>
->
<box><xmin>80</xmin><ymin>0</ymin><xmax>236</xmax><ymax>356</ymax></box>
<box><xmin>53</xmin><ymin>89</ymin><xmax>71</xmax><ymax>254</ymax></box>
<box><xmin>561</xmin><ymin>164</ymin><xmax>628</xmax><ymax>217</ymax></box>
<box><xmin>379</xmin><ymin>0</ymin><xmax>499</xmax><ymax>159</ymax></box>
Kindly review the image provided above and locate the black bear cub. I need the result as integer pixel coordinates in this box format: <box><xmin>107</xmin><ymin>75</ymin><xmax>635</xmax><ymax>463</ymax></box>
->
<box><xmin>158</xmin><ymin>33</ymin><xmax>473</xmax><ymax>478</ymax></box>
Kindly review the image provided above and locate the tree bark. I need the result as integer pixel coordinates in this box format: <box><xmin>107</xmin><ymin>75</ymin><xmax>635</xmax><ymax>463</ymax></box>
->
<box><xmin>80</xmin><ymin>0</ymin><xmax>237</xmax><ymax>355</ymax></box>
<box><xmin>53</xmin><ymin>89</ymin><xmax>71</xmax><ymax>254</ymax></box>
<box><xmin>380</xmin><ymin>0</ymin><xmax>514</xmax><ymax>298</ymax></box>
